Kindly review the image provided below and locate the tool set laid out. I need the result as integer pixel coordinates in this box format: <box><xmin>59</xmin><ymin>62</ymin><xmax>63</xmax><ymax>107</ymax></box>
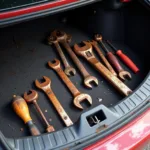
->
<box><xmin>12</xmin><ymin>29</ymin><xmax>139</xmax><ymax>135</ymax></box>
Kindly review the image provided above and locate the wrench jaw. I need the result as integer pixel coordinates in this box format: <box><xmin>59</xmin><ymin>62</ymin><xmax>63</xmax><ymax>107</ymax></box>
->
<box><xmin>48</xmin><ymin>59</ymin><xmax>61</xmax><ymax>70</ymax></box>
<box><xmin>47</xmin><ymin>35</ymin><xmax>57</xmax><ymax>45</ymax></box>
<box><xmin>64</xmin><ymin>67</ymin><xmax>76</xmax><ymax>77</ymax></box>
<box><xmin>84</xmin><ymin>76</ymin><xmax>99</xmax><ymax>88</ymax></box>
<box><xmin>73</xmin><ymin>93</ymin><xmax>92</xmax><ymax>110</ymax></box>
<box><xmin>35</xmin><ymin>76</ymin><xmax>51</xmax><ymax>92</ymax></box>
<box><xmin>51</xmin><ymin>30</ymin><xmax>72</xmax><ymax>43</ymax></box>
<box><xmin>119</xmin><ymin>71</ymin><xmax>132</xmax><ymax>81</ymax></box>
<box><xmin>24</xmin><ymin>90</ymin><xmax>38</xmax><ymax>103</ymax></box>
<box><xmin>95</xmin><ymin>34</ymin><xmax>103</xmax><ymax>42</ymax></box>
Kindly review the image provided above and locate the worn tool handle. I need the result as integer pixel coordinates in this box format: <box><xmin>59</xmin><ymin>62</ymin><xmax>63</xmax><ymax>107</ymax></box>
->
<box><xmin>12</xmin><ymin>96</ymin><xmax>40</xmax><ymax>136</ymax></box>
<box><xmin>26</xmin><ymin>120</ymin><xmax>41</xmax><ymax>136</ymax></box>
<box><xmin>93</xmin><ymin>44</ymin><xmax>117</xmax><ymax>76</ymax></box>
<box><xmin>46</xmin><ymin>89</ymin><xmax>73</xmax><ymax>127</ymax></box>
<box><xmin>55</xmin><ymin>42</ymin><xmax>70</xmax><ymax>68</ymax></box>
<box><xmin>61</xmin><ymin>41</ymin><xmax>90</xmax><ymax>77</ymax></box>
<box><xmin>107</xmin><ymin>52</ymin><xmax>123</xmax><ymax>73</ymax></box>
<box><xmin>116</xmin><ymin>50</ymin><xmax>139</xmax><ymax>73</ymax></box>
<box><xmin>56</xmin><ymin>67</ymin><xmax>80</xmax><ymax>96</ymax></box>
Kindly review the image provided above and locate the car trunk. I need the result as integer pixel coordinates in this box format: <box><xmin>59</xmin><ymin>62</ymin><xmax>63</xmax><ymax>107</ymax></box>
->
<box><xmin>0</xmin><ymin>1</ymin><xmax>150</xmax><ymax>149</ymax></box>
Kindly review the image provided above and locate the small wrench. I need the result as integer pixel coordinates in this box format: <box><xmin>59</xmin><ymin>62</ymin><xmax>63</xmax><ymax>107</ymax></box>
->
<box><xmin>87</xmin><ymin>40</ymin><xmax>117</xmax><ymax>76</ymax></box>
<box><xmin>74</xmin><ymin>41</ymin><xmax>132</xmax><ymax>96</ymax></box>
<box><xmin>35</xmin><ymin>76</ymin><xmax>73</xmax><ymax>126</ymax></box>
<box><xmin>95</xmin><ymin>34</ymin><xmax>131</xmax><ymax>81</ymax></box>
<box><xmin>24</xmin><ymin>90</ymin><xmax>55</xmax><ymax>133</ymax></box>
<box><xmin>48</xmin><ymin>35</ymin><xmax>76</xmax><ymax>77</ymax></box>
<box><xmin>48</xmin><ymin>59</ymin><xmax>92</xmax><ymax>110</ymax></box>
<box><xmin>51</xmin><ymin>30</ymin><xmax>98</xmax><ymax>88</ymax></box>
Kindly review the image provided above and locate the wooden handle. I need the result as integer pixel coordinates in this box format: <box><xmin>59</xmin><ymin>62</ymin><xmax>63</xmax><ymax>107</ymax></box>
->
<box><xmin>12</xmin><ymin>96</ymin><xmax>32</xmax><ymax>124</ymax></box>
<box><xmin>107</xmin><ymin>52</ymin><xmax>123</xmax><ymax>72</ymax></box>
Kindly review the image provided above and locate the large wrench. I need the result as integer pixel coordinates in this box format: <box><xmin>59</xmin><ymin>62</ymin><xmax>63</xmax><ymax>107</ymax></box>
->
<box><xmin>48</xmin><ymin>59</ymin><xmax>92</xmax><ymax>110</ymax></box>
<box><xmin>51</xmin><ymin>30</ymin><xmax>98</xmax><ymax>89</ymax></box>
<box><xmin>35</xmin><ymin>76</ymin><xmax>73</xmax><ymax>126</ymax></box>
<box><xmin>87</xmin><ymin>40</ymin><xmax>117</xmax><ymax>76</ymax></box>
<box><xmin>74</xmin><ymin>41</ymin><xmax>132</xmax><ymax>96</ymax></box>
<box><xmin>48</xmin><ymin>35</ymin><xmax>76</xmax><ymax>77</ymax></box>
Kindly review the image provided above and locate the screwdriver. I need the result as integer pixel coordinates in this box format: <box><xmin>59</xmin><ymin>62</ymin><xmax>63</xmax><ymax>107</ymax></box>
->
<box><xmin>106</xmin><ymin>40</ymin><xmax>139</xmax><ymax>73</ymax></box>
<box><xmin>12</xmin><ymin>95</ymin><xmax>41</xmax><ymax>136</ymax></box>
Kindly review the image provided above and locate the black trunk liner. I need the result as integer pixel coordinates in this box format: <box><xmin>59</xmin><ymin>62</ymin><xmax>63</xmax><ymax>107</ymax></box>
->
<box><xmin>0</xmin><ymin>16</ymin><xmax>147</xmax><ymax>138</ymax></box>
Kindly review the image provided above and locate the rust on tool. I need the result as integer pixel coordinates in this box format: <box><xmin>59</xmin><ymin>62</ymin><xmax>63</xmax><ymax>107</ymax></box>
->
<box><xmin>48</xmin><ymin>59</ymin><xmax>92</xmax><ymax>109</ymax></box>
<box><xmin>48</xmin><ymin>35</ymin><xmax>76</xmax><ymax>77</ymax></box>
<box><xmin>87</xmin><ymin>40</ymin><xmax>117</xmax><ymax>76</ymax></box>
<box><xmin>95</xmin><ymin>34</ymin><xmax>132</xmax><ymax>81</ymax></box>
<box><xmin>74</xmin><ymin>41</ymin><xmax>132</xmax><ymax>96</ymax></box>
<box><xmin>35</xmin><ymin>76</ymin><xmax>73</xmax><ymax>126</ymax></box>
<box><xmin>12</xmin><ymin>95</ymin><xmax>41</xmax><ymax>136</ymax></box>
<box><xmin>50</xmin><ymin>30</ymin><xmax>98</xmax><ymax>88</ymax></box>
<box><xmin>24</xmin><ymin>90</ymin><xmax>55</xmax><ymax>133</ymax></box>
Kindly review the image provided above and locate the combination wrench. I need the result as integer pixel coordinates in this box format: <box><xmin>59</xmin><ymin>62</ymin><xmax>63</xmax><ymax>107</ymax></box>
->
<box><xmin>74</xmin><ymin>41</ymin><xmax>132</xmax><ymax>96</ymax></box>
<box><xmin>35</xmin><ymin>76</ymin><xmax>73</xmax><ymax>126</ymax></box>
<box><xmin>48</xmin><ymin>59</ymin><xmax>92</xmax><ymax>110</ymax></box>
<box><xmin>48</xmin><ymin>34</ymin><xmax>76</xmax><ymax>77</ymax></box>
<box><xmin>51</xmin><ymin>30</ymin><xmax>98</xmax><ymax>88</ymax></box>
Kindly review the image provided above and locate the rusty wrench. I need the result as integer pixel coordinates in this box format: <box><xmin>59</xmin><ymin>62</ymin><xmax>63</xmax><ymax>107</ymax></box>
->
<box><xmin>24</xmin><ymin>90</ymin><xmax>55</xmax><ymax>133</ymax></box>
<box><xmin>48</xmin><ymin>35</ymin><xmax>76</xmax><ymax>77</ymax></box>
<box><xmin>95</xmin><ymin>34</ymin><xmax>131</xmax><ymax>81</ymax></box>
<box><xmin>51</xmin><ymin>30</ymin><xmax>98</xmax><ymax>88</ymax></box>
<box><xmin>35</xmin><ymin>76</ymin><xmax>73</xmax><ymax>126</ymax></box>
<box><xmin>48</xmin><ymin>59</ymin><xmax>92</xmax><ymax>110</ymax></box>
<box><xmin>87</xmin><ymin>40</ymin><xmax>117</xmax><ymax>76</ymax></box>
<box><xmin>74</xmin><ymin>41</ymin><xmax>132</xmax><ymax>96</ymax></box>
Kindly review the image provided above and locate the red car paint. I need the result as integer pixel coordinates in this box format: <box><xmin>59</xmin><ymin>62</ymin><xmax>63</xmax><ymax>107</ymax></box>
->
<box><xmin>0</xmin><ymin>0</ymin><xmax>78</xmax><ymax>19</ymax></box>
<box><xmin>85</xmin><ymin>108</ymin><xmax>150</xmax><ymax>150</ymax></box>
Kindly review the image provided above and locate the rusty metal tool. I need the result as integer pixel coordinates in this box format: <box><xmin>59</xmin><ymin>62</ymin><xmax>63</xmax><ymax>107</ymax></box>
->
<box><xmin>24</xmin><ymin>90</ymin><xmax>55</xmax><ymax>133</ymax></box>
<box><xmin>87</xmin><ymin>40</ymin><xmax>117</xmax><ymax>76</ymax></box>
<box><xmin>51</xmin><ymin>30</ymin><xmax>98</xmax><ymax>88</ymax></box>
<box><xmin>48</xmin><ymin>59</ymin><xmax>92</xmax><ymax>110</ymax></box>
<box><xmin>48</xmin><ymin>35</ymin><xmax>76</xmax><ymax>77</ymax></box>
<box><xmin>106</xmin><ymin>40</ymin><xmax>139</xmax><ymax>74</ymax></box>
<box><xmin>12</xmin><ymin>95</ymin><xmax>41</xmax><ymax>136</ymax></box>
<box><xmin>95</xmin><ymin>34</ymin><xmax>132</xmax><ymax>81</ymax></box>
<box><xmin>74</xmin><ymin>41</ymin><xmax>132</xmax><ymax>96</ymax></box>
<box><xmin>35</xmin><ymin>76</ymin><xmax>73</xmax><ymax>126</ymax></box>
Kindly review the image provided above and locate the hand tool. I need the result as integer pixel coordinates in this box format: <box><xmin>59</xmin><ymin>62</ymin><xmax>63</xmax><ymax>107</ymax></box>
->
<box><xmin>106</xmin><ymin>40</ymin><xmax>139</xmax><ymax>73</ymax></box>
<box><xmin>74</xmin><ymin>41</ymin><xmax>132</xmax><ymax>96</ymax></box>
<box><xmin>35</xmin><ymin>76</ymin><xmax>73</xmax><ymax>126</ymax></box>
<box><xmin>12</xmin><ymin>95</ymin><xmax>41</xmax><ymax>136</ymax></box>
<box><xmin>87</xmin><ymin>40</ymin><xmax>117</xmax><ymax>76</ymax></box>
<box><xmin>24</xmin><ymin>90</ymin><xmax>55</xmax><ymax>133</ymax></box>
<box><xmin>95</xmin><ymin>34</ymin><xmax>132</xmax><ymax>81</ymax></box>
<box><xmin>51</xmin><ymin>30</ymin><xmax>98</xmax><ymax>88</ymax></box>
<box><xmin>48</xmin><ymin>35</ymin><xmax>76</xmax><ymax>77</ymax></box>
<box><xmin>48</xmin><ymin>59</ymin><xmax>92</xmax><ymax>110</ymax></box>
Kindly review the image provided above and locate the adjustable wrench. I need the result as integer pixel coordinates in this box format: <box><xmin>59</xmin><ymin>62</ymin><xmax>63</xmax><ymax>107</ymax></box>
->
<box><xmin>74</xmin><ymin>41</ymin><xmax>132</xmax><ymax>96</ymax></box>
<box><xmin>95</xmin><ymin>34</ymin><xmax>131</xmax><ymax>81</ymax></box>
<box><xmin>48</xmin><ymin>59</ymin><xmax>92</xmax><ymax>110</ymax></box>
<box><xmin>35</xmin><ymin>76</ymin><xmax>73</xmax><ymax>126</ymax></box>
<box><xmin>48</xmin><ymin>35</ymin><xmax>76</xmax><ymax>77</ymax></box>
<box><xmin>51</xmin><ymin>30</ymin><xmax>98</xmax><ymax>89</ymax></box>
<box><xmin>24</xmin><ymin>90</ymin><xmax>55</xmax><ymax>133</ymax></box>
<box><xmin>87</xmin><ymin>40</ymin><xmax>117</xmax><ymax>76</ymax></box>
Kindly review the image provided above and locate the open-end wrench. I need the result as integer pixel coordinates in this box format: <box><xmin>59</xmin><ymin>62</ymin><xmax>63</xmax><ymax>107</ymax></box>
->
<box><xmin>95</xmin><ymin>34</ymin><xmax>131</xmax><ymax>81</ymax></box>
<box><xmin>48</xmin><ymin>59</ymin><xmax>92</xmax><ymax>110</ymax></box>
<box><xmin>51</xmin><ymin>30</ymin><xmax>98</xmax><ymax>89</ymax></box>
<box><xmin>87</xmin><ymin>40</ymin><xmax>117</xmax><ymax>76</ymax></box>
<box><xmin>24</xmin><ymin>90</ymin><xmax>55</xmax><ymax>133</ymax></box>
<box><xmin>48</xmin><ymin>35</ymin><xmax>76</xmax><ymax>77</ymax></box>
<box><xmin>35</xmin><ymin>76</ymin><xmax>73</xmax><ymax>126</ymax></box>
<box><xmin>74</xmin><ymin>41</ymin><xmax>132</xmax><ymax>96</ymax></box>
